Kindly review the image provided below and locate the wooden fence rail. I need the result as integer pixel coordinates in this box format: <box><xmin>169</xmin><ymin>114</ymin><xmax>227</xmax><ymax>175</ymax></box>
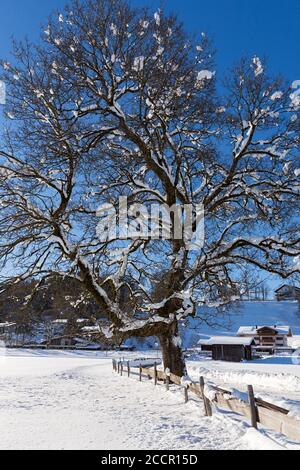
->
<box><xmin>112</xmin><ymin>359</ymin><xmax>300</xmax><ymax>443</ymax></box>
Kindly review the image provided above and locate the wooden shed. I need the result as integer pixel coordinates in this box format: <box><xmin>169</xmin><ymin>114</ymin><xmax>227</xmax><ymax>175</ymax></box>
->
<box><xmin>41</xmin><ymin>335</ymin><xmax>77</xmax><ymax>347</ymax></box>
<box><xmin>200</xmin><ymin>336</ymin><xmax>255</xmax><ymax>362</ymax></box>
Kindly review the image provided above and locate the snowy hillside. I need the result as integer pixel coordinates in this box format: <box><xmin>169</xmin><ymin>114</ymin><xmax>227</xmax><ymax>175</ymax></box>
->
<box><xmin>182</xmin><ymin>301</ymin><xmax>300</xmax><ymax>347</ymax></box>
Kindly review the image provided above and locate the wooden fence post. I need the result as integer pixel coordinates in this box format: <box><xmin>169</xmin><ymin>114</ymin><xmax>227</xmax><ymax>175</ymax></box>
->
<box><xmin>184</xmin><ymin>386</ymin><xmax>189</xmax><ymax>403</ymax></box>
<box><xmin>117</xmin><ymin>361</ymin><xmax>120</xmax><ymax>374</ymax></box>
<box><xmin>139</xmin><ymin>364</ymin><xmax>142</xmax><ymax>382</ymax></box>
<box><xmin>154</xmin><ymin>362</ymin><xmax>158</xmax><ymax>386</ymax></box>
<box><xmin>120</xmin><ymin>362</ymin><xmax>123</xmax><ymax>376</ymax></box>
<box><xmin>206</xmin><ymin>397</ymin><xmax>212</xmax><ymax>417</ymax></box>
<box><xmin>199</xmin><ymin>376</ymin><xmax>207</xmax><ymax>414</ymax></box>
<box><xmin>248</xmin><ymin>385</ymin><xmax>258</xmax><ymax>429</ymax></box>
<box><xmin>166</xmin><ymin>375</ymin><xmax>170</xmax><ymax>391</ymax></box>
<box><xmin>200</xmin><ymin>376</ymin><xmax>212</xmax><ymax>417</ymax></box>
<box><xmin>127</xmin><ymin>361</ymin><xmax>130</xmax><ymax>378</ymax></box>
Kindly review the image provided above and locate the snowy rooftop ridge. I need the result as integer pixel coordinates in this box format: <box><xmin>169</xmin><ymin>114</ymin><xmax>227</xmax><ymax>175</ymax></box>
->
<box><xmin>199</xmin><ymin>336</ymin><xmax>254</xmax><ymax>346</ymax></box>
<box><xmin>52</xmin><ymin>319</ymin><xmax>89</xmax><ymax>324</ymax></box>
<box><xmin>237</xmin><ymin>325</ymin><xmax>291</xmax><ymax>336</ymax></box>
<box><xmin>81</xmin><ymin>326</ymin><xmax>101</xmax><ymax>332</ymax></box>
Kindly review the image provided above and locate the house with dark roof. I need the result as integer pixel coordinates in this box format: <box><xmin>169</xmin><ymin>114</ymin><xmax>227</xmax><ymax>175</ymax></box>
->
<box><xmin>275</xmin><ymin>285</ymin><xmax>300</xmax><ymax>302</ymax></box>
<box><xmin>0</xmin><ymin>322</ymin><xmax>16</xmax><ymax>335</ymax></box>
<box><xmin>40</xmin><ymin>335</ymin><xmax>101</xmax><ymax>350</ymax></box>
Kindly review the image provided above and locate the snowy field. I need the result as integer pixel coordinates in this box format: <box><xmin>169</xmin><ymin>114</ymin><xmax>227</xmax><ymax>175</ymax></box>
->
<box><xmin>0</xmin><ymin>348</ymin><xmax>300</xmax><ymax>450</ymax></box>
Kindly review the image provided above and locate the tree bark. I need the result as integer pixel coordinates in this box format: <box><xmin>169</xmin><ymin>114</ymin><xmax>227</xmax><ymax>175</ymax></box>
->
<box><xmin>159</xmin><ymin>322</ymin><xmax>186</xmax><ymax>377</ymax></box>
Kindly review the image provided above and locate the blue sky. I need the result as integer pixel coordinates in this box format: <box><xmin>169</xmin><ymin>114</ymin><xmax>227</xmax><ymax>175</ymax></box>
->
<box><xmin>0</xmin><ymin>0</ymin><xmax>299</xmax><ymax>294</ymax></box>
<box><xmin>0</xmin><ymin>0</ymin><xmax>300</xmax><ymax>80</ymax></box>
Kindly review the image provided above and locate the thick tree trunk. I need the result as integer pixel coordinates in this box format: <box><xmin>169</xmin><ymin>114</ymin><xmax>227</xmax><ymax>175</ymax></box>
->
<box><xmin>158</xmin><ymin>323</ymin><xmax>186</xmax><ymax>377</ymax></box>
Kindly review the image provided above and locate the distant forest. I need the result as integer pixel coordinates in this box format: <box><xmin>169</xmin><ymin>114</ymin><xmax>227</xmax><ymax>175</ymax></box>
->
<box><xmin>0</xmin><ymin>273</ymin><xmax>272</xmax><ymax>329</ymax></box>
<box><xmin>0</xmin><ymin>277</ymin><xmax>101</xmax><ymax>326</ymax></box>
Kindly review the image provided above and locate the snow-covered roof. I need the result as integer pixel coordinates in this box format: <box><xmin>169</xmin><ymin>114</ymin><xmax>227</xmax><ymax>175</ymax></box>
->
<box><xmin>275</xmin><ymin>285</ymin><xmax>300</xmax><ymax>293</ymax></box>
<box><xmin>81</xmin><ymin>326</ymin><xmax>100</xmax><ymax>333</ymax></box>
<box><xmin>52</xmin><ymin>319</ymin><xmax>89</xmax><ymax>324</ymax></box>
<box><xmin>42</xmin><ymin>335</ymin><xmax>72</xmax><ymax>341</ymax></box>
<box><xmin>73</xmin><ymin>337</ymin><xmax>97</xmax><ymax>345</ymax></box>
<box><xmin>201</xmin><ymin>336</ymin><xmax>254</xmax><ymax>346</ymax></box>
<box><xmin>0</xmin><ymin>322</ymin><xmax>16</xmax><ymax>328</ymax></box>
<box><xmin>237</xmin><ymin>325</ymin><xmax>291</xmax><ymax>336</ymax></box>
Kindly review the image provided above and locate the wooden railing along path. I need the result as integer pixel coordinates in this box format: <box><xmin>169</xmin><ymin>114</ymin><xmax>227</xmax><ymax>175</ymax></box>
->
<box><xmin>112</xmin><ymin>359</ymin><xmax>300</xmax><ymax>443</ymax></box>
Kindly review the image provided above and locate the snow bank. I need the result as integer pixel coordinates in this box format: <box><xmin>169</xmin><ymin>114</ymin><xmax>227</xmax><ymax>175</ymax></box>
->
<box><xmin>125</xmin><ymin>358</ymin><xmax>162</xmax><ymax>368</ymax></box>
<box><xmin>204</xmin><ymin>383</ymin><xmax>217</xmax><ymax>401</ymax></box>
<box><xmin>241</xmin><ymin>428</ymin><xmax>285</xmax><ymax>451</ymax></box>
<box><xmin>181</xmin><ymin>375</ymin><xmax>192</xmax><ymax>388</ymax></box>
<box><xmin>255</xmin><ymin>392</ymin><xmax>300</xmax><ymax>420</ymax></box>
<box><xmin>227</xmin><ymin>388</ymin><xmax>249</xmax><ymax>403</ymax></box>
<box><xmin>196</xmin><ymin>366</ymin><xmax>300</xmax><ymax>394</ymax></box>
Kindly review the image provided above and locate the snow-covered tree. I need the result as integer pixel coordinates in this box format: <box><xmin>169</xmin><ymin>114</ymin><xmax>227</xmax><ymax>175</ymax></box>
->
<box><xmin>0</xmin><ymin>0</ymin><xmax>300</xmax><ymax>375</ymax></box>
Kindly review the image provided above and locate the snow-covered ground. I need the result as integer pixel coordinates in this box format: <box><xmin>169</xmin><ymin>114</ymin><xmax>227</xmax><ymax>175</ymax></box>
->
<box><xmin>187</xmin><ymin>355</ymin><xmax>300</xmax><ymax>420</ymax></box>
<box><xmin>0</xmin><ymin>348</ymin><xmax>299</xmax><ymax>450</ymax></box>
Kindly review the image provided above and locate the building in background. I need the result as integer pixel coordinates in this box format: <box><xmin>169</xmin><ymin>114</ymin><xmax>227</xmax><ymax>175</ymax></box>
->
<box><xmin>237</xmin><ymin>325</ymin><xmax>293</xmax><ymax>354</ymax></box>
<box><xmin>200</xmin><ymin>336</ymin><xmax>255</xmax><ymax>362</ymax></box>
<box><xmin>275</xmin><ymin>285</ymin><xmax>300</xmax><ymax>302</ymax></box>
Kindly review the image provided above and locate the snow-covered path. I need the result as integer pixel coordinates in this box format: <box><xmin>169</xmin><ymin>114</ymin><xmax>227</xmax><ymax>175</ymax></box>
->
<box><xmin>0</xmin><ymin>350</ymin><xmax>253</xmax><ymax>450</ymax></box>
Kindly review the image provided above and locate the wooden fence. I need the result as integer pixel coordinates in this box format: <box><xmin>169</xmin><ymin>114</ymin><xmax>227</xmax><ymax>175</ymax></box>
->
<box><xmin>112</xmin><ymin>359</ymin><xmax>300</xmax><ymax>443</ymax></box>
